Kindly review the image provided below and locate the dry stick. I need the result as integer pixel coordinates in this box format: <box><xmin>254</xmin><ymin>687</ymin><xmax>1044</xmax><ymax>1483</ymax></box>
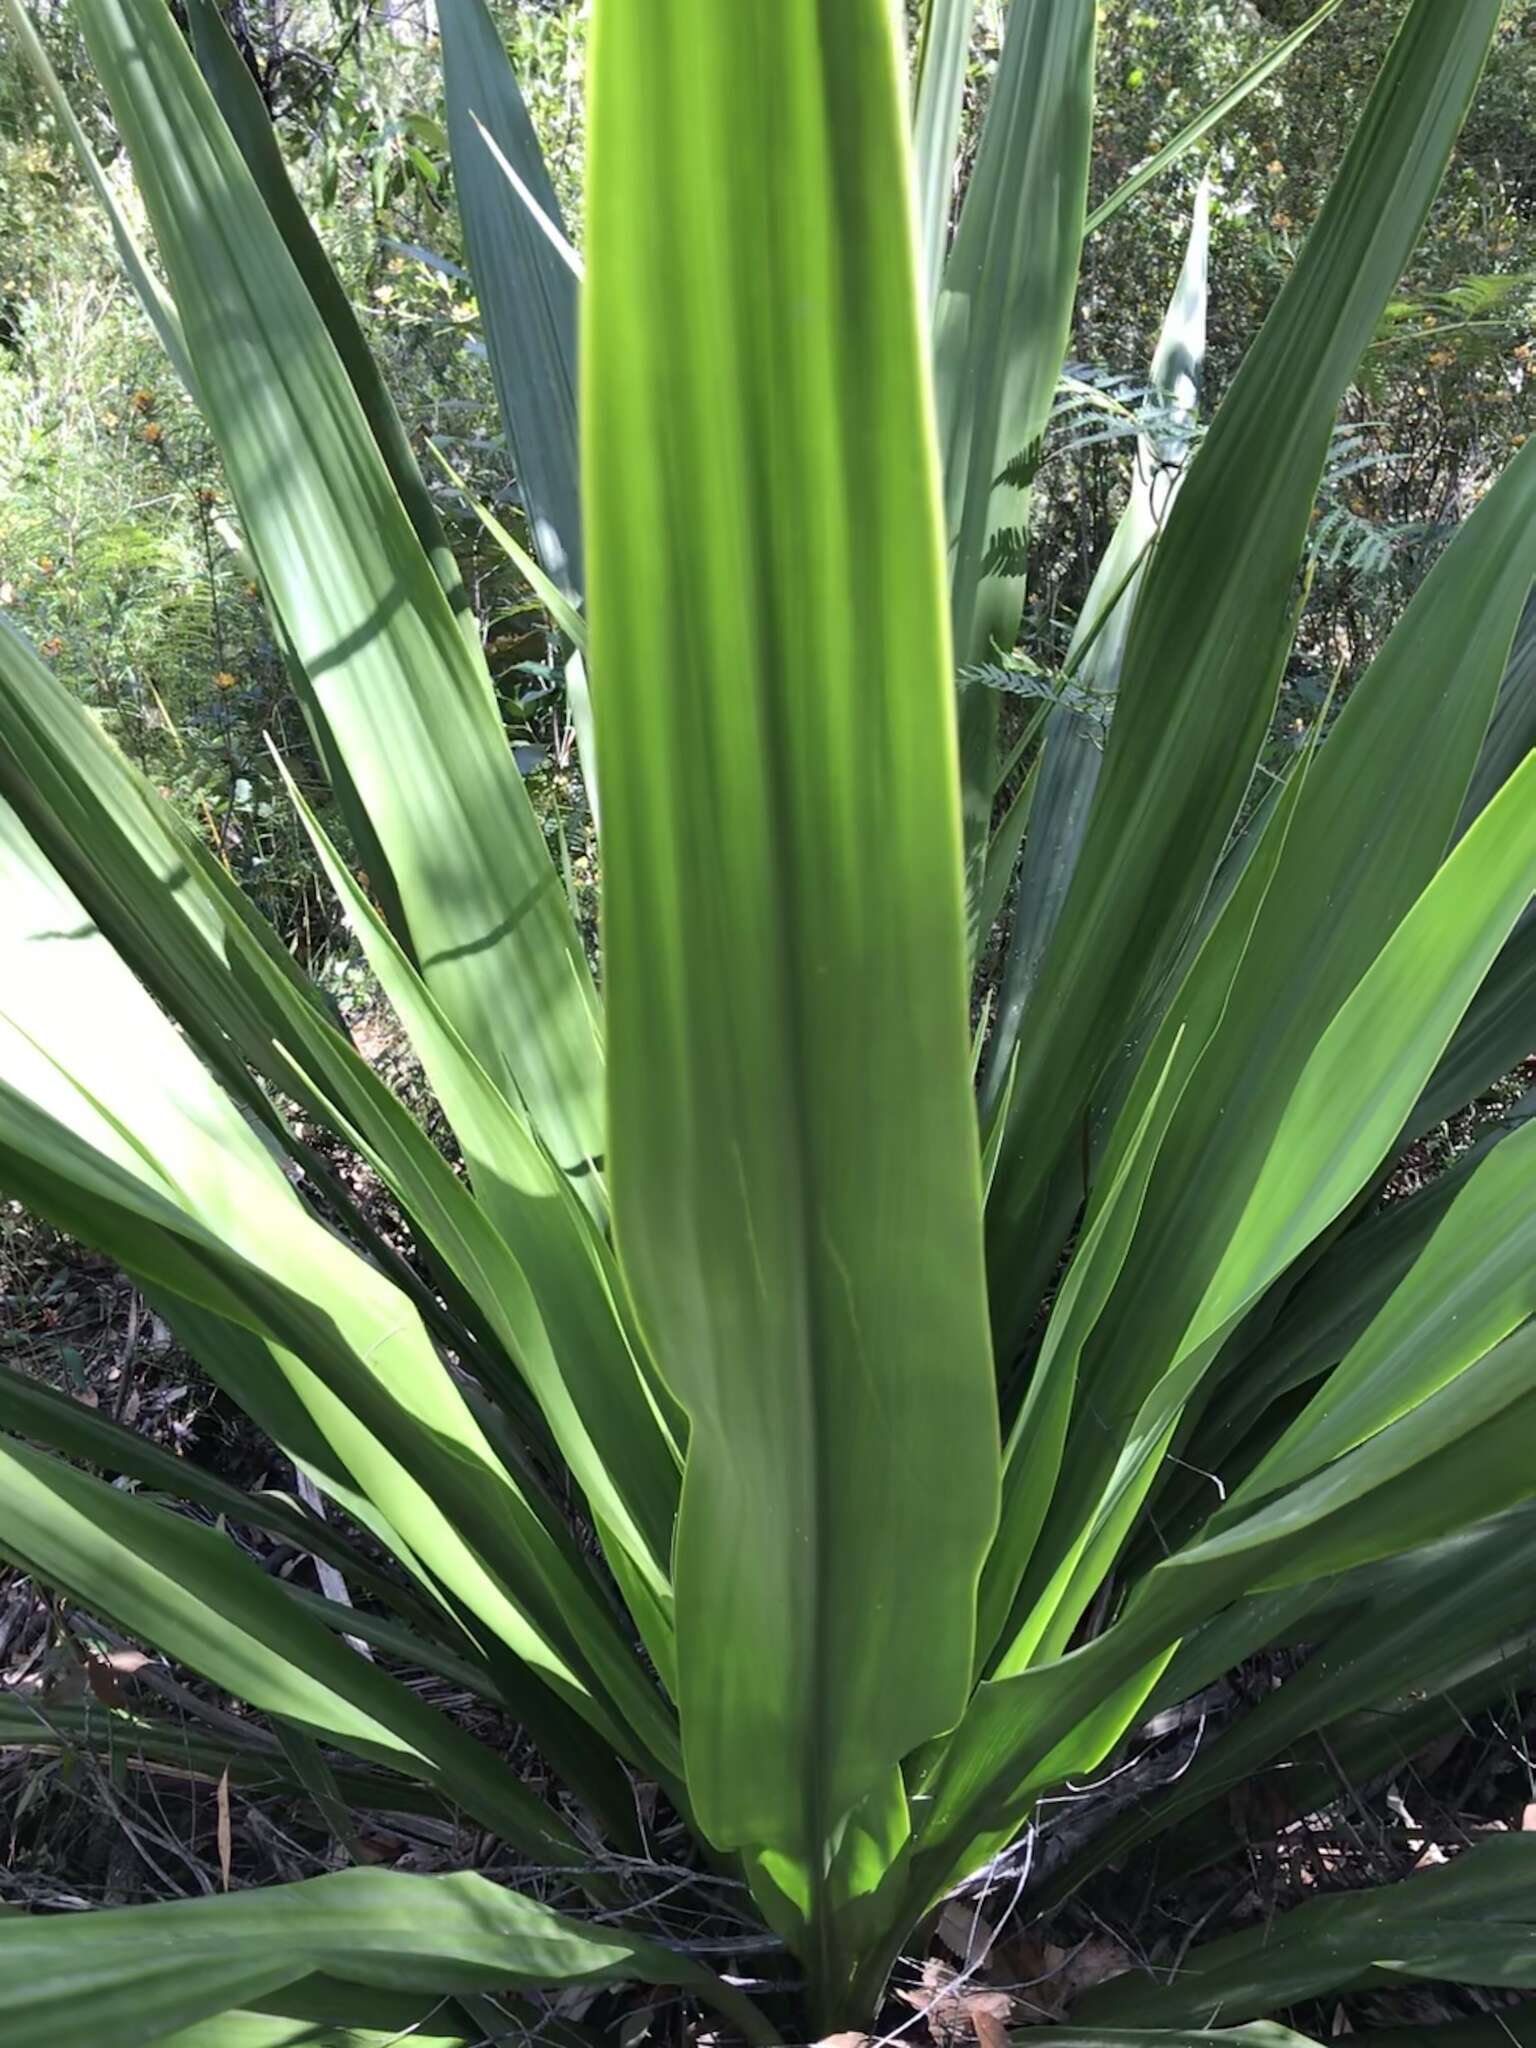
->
<box><xmin>110</xmin><ymin>1289</ymin><xmax>141</xmax><ymax>1424</ymax></box>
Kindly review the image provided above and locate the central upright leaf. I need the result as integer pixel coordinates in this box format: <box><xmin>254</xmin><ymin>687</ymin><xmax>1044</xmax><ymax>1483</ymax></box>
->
<box><xmin>586</xmin><ymin>0</ymin><xmax>1000</xmax><ymax>1871</ymax></box>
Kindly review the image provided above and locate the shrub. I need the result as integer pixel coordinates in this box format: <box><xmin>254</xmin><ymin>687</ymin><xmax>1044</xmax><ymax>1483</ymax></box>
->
<box><xmin>1</xmin><ymin>0</ymin><xmax>1534</xmax><ymax>2040</ymax></box>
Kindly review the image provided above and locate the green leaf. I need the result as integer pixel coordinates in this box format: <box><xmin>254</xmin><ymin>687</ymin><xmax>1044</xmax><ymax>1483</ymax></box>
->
<box><xmin>1405</xmin><ymin>599</ymin><xmax>1536</xmax><ymax>1127</ymax></box>
<box><xmin>0</xmin><ymin>795</ymin><xmax>674</xmax><ymax>1779</ymax></box>
<box><xmin>0</xmin><ymin>1866</ymin><xmax>774</xmax><ymax>2048</ymax></box>
<box><xmin>1184</xmin><ymin>750</ymin><xmax>1536</xmax><ymax>1366</ymax></box>
<box><xmin>1415</xmin><ymin>916</ymin><xmax>1536</xmax><ymax>1139</ymax></box>
<box><xmin>0</xmin><ymin>1361</ymin><xmax>422</xmax><ymax>1622</ymax></box>
<box><xmin>280</xmin><ymin>1584</ymin><xmax>501</xmax><ymax>1700</ymax></box>
<box><xmin>916</xmin><ymin>1329</ymin><xmax>1536</xmax><ymax>1915</ymax></box>
<box><xmin>1236</xmin><ymin>1111</ymin><xmax>1536</xmax><ymax>1503</ymax></box>
<box><xmin>909</xmin><ymin>752</ymin><xmax>1536</xmax><ymax>1891</ymax></box>
<box><xmin>585</xmin><ymin>0</ymin><xmax>998</xmax><ymax>2006</ymax></box>
<box><xmin>1033</xmin><ymin>1504</ymin><xmax>1536</xmax><ymax>1908</ymax></box>
<box><xmin>979</xmin><ymin>716</ymin><xmax>1319</xmax><ymax>1672</ymax></box>
<box><xmin>153</xmin><ymin>1985</ymin><xmax>475</xmax><ymax>2048</ymax></box>
<box><xmin>274</xmin><ymin>752</ymin><xmax>681</xmax><ymax>1633</ymax></box>
<box><xmin>1459</xmin><ymin>589</ymin><xmax>1536</xmax><ymax>833</ymax></box>
<box><xmin>1284</xmin><ymin>595</ymin><xmax>1536</xmax><ymax>1163</ymax></box>
<box><xmin>0</xmin><ymin>1432</ymin><xmax>582</xmax><ymax>1863</ymax></box>
<box><xmin>0</xmin><ymin>616</ymin><xmax>578</xmax><ymax>1456</ymax></box>
<box><xmin>77</xmin><ymin>0</ymin><xmax>603</xmax><ymax>1189</ymax></box>
<box><xmin>1009</xmin><ymin>431</ymin><xmax>1536</xmax><ymax>1620</ymax></box>
<box><xmin>1161</xmin><ymin>1130</ymin><xmax>1504</xmax><ymax>1530</ymax></box>
<box><xmin>986</xmin><ymin>0</ymin><xmax>1504</xmax><ymax>1351</ymax></box>
<box><xmin>0</xmin><ymin>1695</ymin><xmax>453</xmax><ymax>1820</ymax></box>
<box><xmin>423</xmin><ymin>438</ymin><xmax>600</xmax><ymax>833</ymax></box>
<box><xmin>182</xmin><ymin>0</ymin><xmax>472</xmax><ymax>641</ymax></box>
<box><xmin>1076</xmin><ymin>1835</ymin><xmax>1536</xmax><ymax>2025</ymax></box>
<box><xmin>911</xmin><ymin>0</ymin><xmax>976</xmax><ymax>307</ymax></box>
<box><xmin>982</xmin><ymin>180</ymin><xmax>1208</xmax><ymax>1072</ymax></box>
<box><xmin>441</xmin><ymin>0</ymin><xmax>584</xmax><ymax>600</ymax></box>
<box><xmin>140</xmin><ymin>1296</ymin><xmax>637</xmax><ymax>1836</ymax></box>
<box><xmin>935</xmin><ymin>0</ymin><xmax>1096</xmax><ymax>897</ymax></box>
<box><xmin>1034</xmin><ymin>747</ymin><xmax>1536</xmax><ymax>1655</ymax></box>
<box><xmin>972</xmin><ymin>1018</ymin><xmax>1202</xmax><ymax>1669</ymax></box>
<box><xmin>976</xmin><ymin>748</ymin><xmax>1040</xmax><ymax>944</ymax></box>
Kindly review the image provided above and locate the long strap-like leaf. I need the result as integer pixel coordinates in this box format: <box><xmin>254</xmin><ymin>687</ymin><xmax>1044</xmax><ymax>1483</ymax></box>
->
<box><xmin>0</xmin><ymin>1866</ymin><xmax>774</xmax><ymax>2048</ymax></box>
<box><xmin>585</xmin><ymin>0</ymin><xmax>998</xmax><ymax>2002</ymax></box>
<box><xmin>1006</xmin><ymin>432</ymin><xmax>1536</xmax><ymax>1632</ymax></box>
<box><xmin>77</xmin><ymin>0</ymin><xmax>603</xmax><ymax>1189</ymax></box>
<box><xmin>276</xmin><ymin>755</ymin><xmax>680</xmax><ymax>1618</ymax></box>
<box><xmin>986</xmin><ymin>0</ymin><xmax>1504</xmax><ymax>1348</ymax></box>
<box><xmin>1034</xmin><ymin>1503</ymin><xmax>1536</xmax><ymax>1910</ymax></box>
<box><xmin>936</xmin><ymin>0</ymin><xmax>1096</xmax><ymax>902</ymax></box>
<box><xmin>442</xmin><ymin>0</ymin><xmax>584</xmax><ymax>604</ymax></box>
<box><xmin>183</xmin><ymin>0</ymin><xmax>474</xmax><ymax>643</ymax></box>
<box><xmin>911</xmin><ymin>0</ymin><xmax>977</xmax><ymax>308</ymax></box>
<box><xmin>1077</xmin><ymin>1834</ymin><xmax>1536</xmax><ymax>2026</ymax></box>
<box><xmin>0</xmin><ymin>797</ymin><xmax>676</xmax><ymax>1780</ymax></box>
<box><xmin>0</xmin><ymin>1432</ymin><xmax>580</xmax><ymax>1862</ymax></box>
<box><xmin>982</xmin><ymin>180</ymin><xmax>1209</xmax><ymax>1063</ymax></box>
<box><xmin>914</xmin><ymin>749</ymin><xmax>1536</xmax><ymax>1895</ymax></box>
